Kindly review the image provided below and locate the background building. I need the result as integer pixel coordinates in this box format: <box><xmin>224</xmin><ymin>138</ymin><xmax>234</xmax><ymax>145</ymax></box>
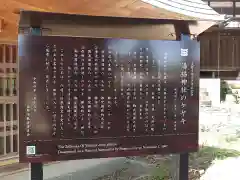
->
<box><xmin>199</xmin><ymin>1</ymin><xmax>240</xmax><ymax>79</ymax></box>
<box><xmin>0</xmin><ymin>44</ymin><xmax>18</xmax><ymax>157</ymax></box>
<box><xmin>206</xmin><ymin>0</ymin><xmax>240</xmax><ymax>17</ymax></box>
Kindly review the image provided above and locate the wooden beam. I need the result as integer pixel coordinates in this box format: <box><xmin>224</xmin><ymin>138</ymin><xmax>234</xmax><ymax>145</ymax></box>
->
<box><xmin>4</xmin><ymin>0</ymin><xmax>49</xmax><ymax>12</ymax></box>
<box><xmin>0</xmin><ymin>0</ymin><xmax>50</xmax><ymax>26</ymax></box>
<box><xmin>0</xmin><ymin>33</ymin><xmax>17</xmax><ymax>42</ymax></box>
<box><xmin>12</xmin><ymin>0</ymin><xmax>63</xmax><ymax>11</ymax></box>
<box><xmin>0</xmin><ymin>22</ymin><xmax>18</xmax><ymax>42</ymax></box>
<box><xmin>212</xmin><ymin>7</ymin><xmax>234</xmax><ymax>15</ymax></box>
<box><xmin>0</xmin><ymin>11</ymin><xmax>19</xmax><ymax>24</ymax></box>
<box><xmin>0</xmin><ymin>19</ymin><xmax>3</xmax><ymax>32</ymax></box>
<box><xmin>213</xmin><ymin>7</ymin><xmax>240</xmax><ymax>15</ymax></box>
<box><xmin>0</xmin><ymin>0</ymin><xmax>222</xmax><ymax>41</ymax></box>
<box><xmin>203</xmin><ymin>0</ymin><xmax>240</xmax><ymax>2</ymax></box>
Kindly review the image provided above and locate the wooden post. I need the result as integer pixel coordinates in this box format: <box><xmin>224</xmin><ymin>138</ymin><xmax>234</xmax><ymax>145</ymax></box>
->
<box><xmin>29</xmin><ymin>27</ymin><xmax>43</xmax><ymax>180</ymax></box>
<box><xmin>10</xmin><ymin>45</ymin><xmax>13</xmax><ymax>153</ymax></box>
<box><xmin>171</xmin><ymin>34</ymin><xmax>190</xmax><ymax>180</ymax></box>
<box><xmin>179</xmin><ymin>153</ymin><xmax>189</xmax><ymax>180</ymax></box>
<box><xmin>171</xmin><ymin>153</ymin><xmax>189</xmax><ymax>180</ymax></box>
<box><xmin>3</xmin><ymin>44</ymin><xmax>6</xmax><ymax>155</ymax></box>
<box><xmin>212</xmin><ymin>72</ymin><xmax>215</xmax><ymax>78</ymax></box>
<box><xmin>30</xmin><ymin>163</ymin><xmax>43</xmax><ymax>180</ymax></box>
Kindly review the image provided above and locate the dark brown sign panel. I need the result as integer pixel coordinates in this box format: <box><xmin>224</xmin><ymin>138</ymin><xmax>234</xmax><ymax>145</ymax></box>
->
<box><xmin>19</xmin><ymin>35</ymin><xmax>199</xmax><ymax>162</ymax></box>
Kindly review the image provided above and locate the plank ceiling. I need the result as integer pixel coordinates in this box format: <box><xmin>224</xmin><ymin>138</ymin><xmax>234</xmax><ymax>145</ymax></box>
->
<box><xmin>0</xmin><ymin>0</ymin><xmax>223</xmax><ymax>42</ymax></box>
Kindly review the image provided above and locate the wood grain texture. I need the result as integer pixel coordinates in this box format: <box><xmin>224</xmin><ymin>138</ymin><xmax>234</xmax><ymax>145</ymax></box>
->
<box><xmin>200</xmin><ymin>30</ymin><xmax>240</xmax><ymax>71</ymax></box>
<box><xmin>0</xmin><ymin>0</ymin><xmax>208</xmax><ymax>42</ymax></box>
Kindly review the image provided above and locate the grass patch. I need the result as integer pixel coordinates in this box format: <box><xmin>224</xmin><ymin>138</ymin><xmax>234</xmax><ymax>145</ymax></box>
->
<box><xmin>94</xmin><ymin>147</ymin><xmax>240</xmax><ymax>180</ymax></box>
<box><xmin>225</xmin><ymin>136</ymin><xmax>239</xmax><ymax>143</ymax></box>
<box><xmin>151</xmin><ymin>160</ymin><xmax>171</xmax><ymax>180</ymax></box>
<box><xmin>151</xmin><ymin>146</ymin><xmax>240</xmax><ymax>180</ymax></box>
<box><xmin>191</xmin><ymin>146</ymin><xmax>240</xmax><ymax>160</ymax></box>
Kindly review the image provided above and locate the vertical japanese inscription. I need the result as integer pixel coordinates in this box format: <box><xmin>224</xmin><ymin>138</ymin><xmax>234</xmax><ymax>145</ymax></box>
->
<box><xmin>180</xmin><ymin>62</ymin><xmax>188</xmax><ymax>125</ymax></box>
<box><xmin>144</xmin><ymin>50</ymin><xmax>149</xmax><ymax>133</ymax></box>
<box><xmin>173</xmin><ymin>88</ymin><xmax>177</xmax><ymax>131</ymax></box>
<box><xmin>87</xmin><ymin>48</ymin><xmax>92</xmax><ymax>130</ymax></box>
<box><xmin>52</xmin><ymin>45</ymin><xmax>57</xmax><ymax>137</ymax></box>
<box><xmin>73</xmin><ymin>49</ymin><xmax>78</xmax><ymax>132</ymax></box>
<box><xmin>125</xmin><ymin>51</ymin><xmax>131</xmax><ymax>132</ymax></box>
<box><xmin>139</xmin><ymin>50</ymin><xmax>144</xmax><ymax>132</ymax></box>
<box><xmin>180</xmin><ymin>44</ymin><xmax>189</xmax><ymax>125</ymax></box>
<box><xmin>19</xmin><ymin>35</ymin><xmax>199</xmax><ymax>162</ymax></box>
<box><xmin>67</xmin><ymin>62</ymin><xmax>71</xmax><ymax>133</ymax></box>
<box><xmin>150</xmin><ymin>52</ymin><xmax>156</xmax><ymax>132</ymax></box>
<box><xmin>45</xmin><ymin>45</ymin><xmax>50</xmax><ymax>112</ymax></box>
<box><xmin>79</xmin><ymin>46</ymin><xmax>85</xmax><ymax>136</ymax></box>
<box><xmin>32</xmin><ymin>77</ymin><xmax>37</xmax><ymax>112</ymax></box>
<box><xmin>190</xmin><ymin>62</ymin><xmax>195</xmax><ymax>97</ymax></box>
<box><xmin>25</xmin><ymin>105</ymin><xmax>31</xmax><ymax>137</ymax></box>
<box><xmin>163</xmin><ymin>52</ymin><xmax>168</xmax><ymax>131</ymax></box>
<box><xmin>132</xmin><ymin>61</ymin><xmax>137</xmax><ymax>133</ymax></box>
<box><xmin>59</xmin><ymin>49</ymin><xmax>64</xmax><ymax>137</ymax></box>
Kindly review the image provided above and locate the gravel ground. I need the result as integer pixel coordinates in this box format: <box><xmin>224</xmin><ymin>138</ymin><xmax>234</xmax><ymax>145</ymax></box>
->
<box><xmin>94</xmin><ymin>105</ymin><xmax>240</xmax><ymax>180</ymax></box>
<box><xmin>199</xmin><ymin>105</ymin><xmax>240</xmax><ymax>150</ymax></box>
<box><xmin>200</xmin><ymin>157</ymin><xmax>240</xmax><ymax>180</ymax></box>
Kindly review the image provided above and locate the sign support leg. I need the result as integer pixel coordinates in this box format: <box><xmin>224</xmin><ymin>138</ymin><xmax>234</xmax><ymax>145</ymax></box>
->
<box><xmin>171</xmin><ymin>34</ymin><xmax>190</xmax><ymax>180</ymax></box>
<box><xmin>179</xmin><ymin>153</ymin><xmax>189</xmax><ymax>180</ymax></box>
<box><xmin>171</xmin><ymin>153</ymin><xmax>189</xmax><ymax>180</ymax></box>
<box><xmin>31</xmin><ymin>163</ymin><xmax>43</xmax><ymax>180</ymax></box>
<box><xmin>29</xmin><ymin>27</ymin><xmax>43</xmax><ymax>180</ymax></box>
<box><xmin>178</xmin><ymin>33</ymin><xmax>190</xmax><ymax>180</ymax></box>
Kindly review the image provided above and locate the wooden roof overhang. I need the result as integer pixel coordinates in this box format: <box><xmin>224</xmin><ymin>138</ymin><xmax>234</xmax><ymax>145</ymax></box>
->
<box><xmin>1</xmin><ymin>0</ymin><xmax>225</xmax><ymax>43</ymax></box>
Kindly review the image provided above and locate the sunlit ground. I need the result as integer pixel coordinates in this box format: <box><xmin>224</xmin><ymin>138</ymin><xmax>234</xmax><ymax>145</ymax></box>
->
<box><xmin>95</xmin><ymin>104</ymin><xmax>240</xmax><ymax>180</ymax></box>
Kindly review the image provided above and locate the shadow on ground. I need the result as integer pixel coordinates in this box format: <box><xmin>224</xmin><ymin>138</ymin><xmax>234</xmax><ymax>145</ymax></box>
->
<box><xmin>95</xmin><ymin>146</ymin><xmax>240</xmax><ymax>180</ymax></box>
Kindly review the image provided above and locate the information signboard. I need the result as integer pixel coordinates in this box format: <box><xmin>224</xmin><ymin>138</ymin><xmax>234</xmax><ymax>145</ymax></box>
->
<box><xmin>19</xmin><ymin>35</ymin><xmax>199</xmax><ymax>162</ymax></box>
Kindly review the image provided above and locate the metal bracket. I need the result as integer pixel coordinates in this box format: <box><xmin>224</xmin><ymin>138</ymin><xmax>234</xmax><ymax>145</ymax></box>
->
<box><xmin>30</xmin><ymin>28</ymin><xmax>42</xmax><ymax>36</ymax></box>
<box><xmin>19</xmin><ymin>27</ymin><xmax>51</xmax><ymax>36</ymax></box>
